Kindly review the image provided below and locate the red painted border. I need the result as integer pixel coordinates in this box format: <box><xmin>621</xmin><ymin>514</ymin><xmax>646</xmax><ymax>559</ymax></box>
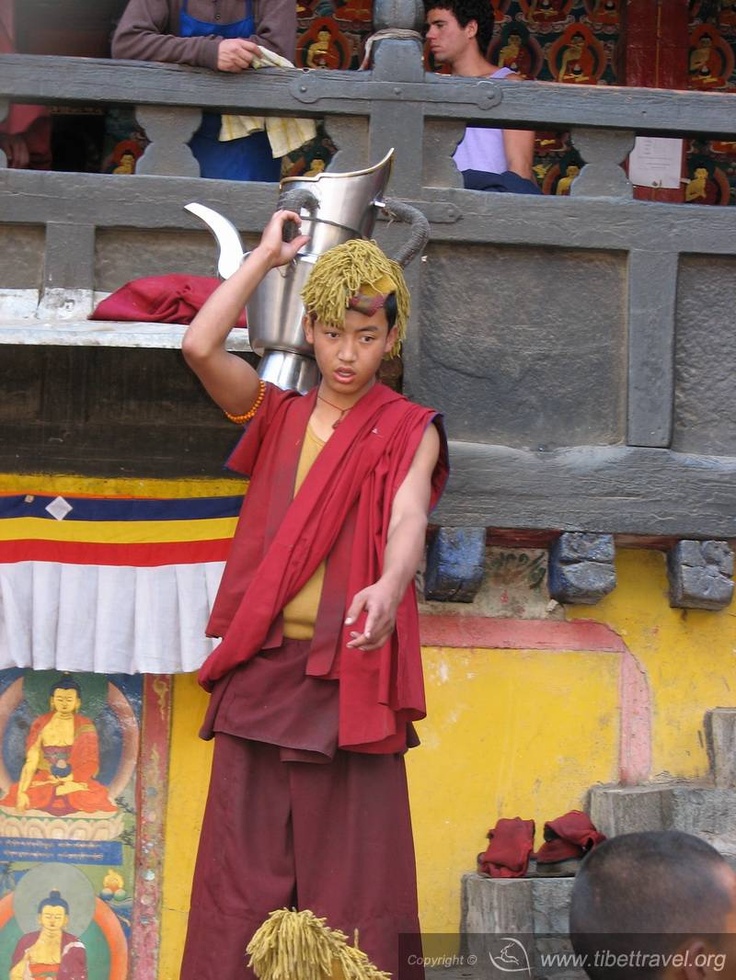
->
<box><xmin>419</xmin><ymin>614</ymin><xmax>651</xmax><ymax>785</ymax></box>
<box><xmin>1</xmin><ymin>539</ymin><xmax>232</xmax><ymax>565</ymax></box>
<box><xmin>130</xmin><ymin>676</ymin><xmax>171</xmax><ymax>980</ymax></box>
<box><xmin>419</xmin><ymin>615</ymin><xmax>627</xmax><ymax>652</ymax></box>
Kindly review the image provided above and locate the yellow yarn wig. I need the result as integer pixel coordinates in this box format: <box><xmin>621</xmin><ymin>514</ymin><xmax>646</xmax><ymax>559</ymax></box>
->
<box><xmin>246</xmin><ymin>908</ymin><xmax>391</xmax><ymax>980</ymax></box>
<box><xmin>300</xmin><ymin>239</ymin><xmax>410</xmax><ymax>359</ymax></box>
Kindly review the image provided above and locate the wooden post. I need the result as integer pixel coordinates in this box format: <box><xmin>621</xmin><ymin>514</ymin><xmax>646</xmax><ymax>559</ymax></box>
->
<box><xmin>623</xmin><ymin>0</ymin><xmax>690</xmax><ymax>202</ymax></box>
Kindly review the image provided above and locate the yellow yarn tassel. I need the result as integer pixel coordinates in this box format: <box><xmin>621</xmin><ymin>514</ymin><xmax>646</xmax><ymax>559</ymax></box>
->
<box><xmin>300</xmin><ymin>239</ymin><xmax>410</xmax><ymax>359</ymax></box>
<box><xmin>246</xmin><ymin>909</ymin><xmax>392</xmax><ymax>980</ymax></box>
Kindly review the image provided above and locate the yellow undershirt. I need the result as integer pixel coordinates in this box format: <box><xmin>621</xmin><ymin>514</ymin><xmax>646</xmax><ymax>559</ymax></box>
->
<box><xmin>282</xmin><ymin>423</ymin><xmax>327</xmax><ymax>639</ymax></box>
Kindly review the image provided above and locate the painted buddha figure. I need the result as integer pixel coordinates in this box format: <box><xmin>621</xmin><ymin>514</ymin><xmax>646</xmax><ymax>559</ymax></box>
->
<box><xmin>1</xmin><ymin>676</ymin><xmax>117</xmax><ymax>816</ymax></box>
<box><xmin>685</xmin><ymin>165</ymin><xmax>721</xmax><ymax>205</ymax></box>
<box><xmin>557</xmin><ymin>32</ymin><xmax>596</xmax><ymax>83</ymax></box>
<box><xmin>9</xmin><ymin>890</ymin><xmax>87</xmax><ymax>980</ymax></box>
<box><xmin>590</xmin><ymin>0</ymin><xmax>619</xmax><ymax>25</ymax></box>
<box><xmin>689</xmin><ymin>34</ymin><xmax>727</xmax><ymax>89</ymax></box>
<box><xmin>528</xmin><ymin>0</ymin><xmax>565</xmax><ymax>21</ymax></box>
<box><xmin>498</xmin><ymin>30</ymin><xmax>533</xmax><ymax>77</ymax></box>
<box><xmin>556</xmin><ymin>162</ymin><xmax>581</xmax><ymax>195</ymax></box>
<box><xmin>305</xmin><ymin>29</ymin><xmax>340</xmax><ymax>69</ymax></box>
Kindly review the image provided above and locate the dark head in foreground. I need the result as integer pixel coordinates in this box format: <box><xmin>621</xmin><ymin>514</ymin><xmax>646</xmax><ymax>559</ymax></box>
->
<box><xmin>570</xmin><ymin>830</ymin><xmax>736</xmax><ymax>980</ymax></box>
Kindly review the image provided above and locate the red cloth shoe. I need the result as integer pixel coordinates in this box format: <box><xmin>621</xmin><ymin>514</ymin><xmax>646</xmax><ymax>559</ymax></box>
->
<box><xmin>533</xmin><ymin>810</ymin><xmax>606</xmax><ymax>877</ymax></box>
<box><xmin>477</xmin><ymin>817</ymin><xmax>536</xmax><ymax>878</ymax></box>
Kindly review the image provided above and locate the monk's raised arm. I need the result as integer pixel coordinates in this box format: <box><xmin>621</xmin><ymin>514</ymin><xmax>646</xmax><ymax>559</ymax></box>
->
<box><xmin>182</xmin><ymin>210</ymin><xmax>309</xmax><ymax>418</ymax></box>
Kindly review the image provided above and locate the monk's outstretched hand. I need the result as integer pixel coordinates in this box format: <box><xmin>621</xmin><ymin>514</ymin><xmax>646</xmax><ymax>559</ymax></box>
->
<box><xmin>344</xmin><ymin>581</ymin><xmax>399</xmax><ymax>651</ymax></box>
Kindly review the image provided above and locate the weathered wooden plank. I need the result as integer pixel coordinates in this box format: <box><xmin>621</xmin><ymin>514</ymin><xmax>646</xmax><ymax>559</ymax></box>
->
<box><xmin>627</xmin><ymin>250</ymin><xmax>677</xmax><ymax>448</ymax></box>
<box><xmin>44</xmin><ymin>222</ymin><xmax>95</xmax><ymax>291</ymax></box>
<box><xmin>1</xmin><ymin>54</ymin><xmax>736</xmax><ymax>136</ymax></box>
<box><xmin>0</xmin><ymin>319</ymin><xmax>252</xmax><ymax>350</ymax></box>
<box><xmin>0</xmin><ymin>419</ymin><xmax>241</xmax><ymax>478</ymax></box>
<box><xmin>433</xmin><ymin>442</ymin><xmax>736</xmax><ymax>539</ymax></box>
<box><xmin>433</xmin><ymin>193</ymin><xmax>736</xmax><ymax>253</ymax></box>
<box><xmin>1</xmin><ymin>170</ymin><xmax>734</xmax><ymax>258</ymax></box>
<box><xmin>411</xmin><ymin>242</ymin><xmax>628</xmax><ymax>448</ymax></box>
<box><xmin>673</xmin><ymin>254</ymin><xmax>736</xmax><ymax>458</ymax></box>
<box><xmin>0</xmin><ymin>169</ymin><xmax>280</xmax><ymax>229</ymax></box>
<box><xmin>4</xmin><ymin>421</ymin><xmax>734</xmax><ymax>538</ymax></box>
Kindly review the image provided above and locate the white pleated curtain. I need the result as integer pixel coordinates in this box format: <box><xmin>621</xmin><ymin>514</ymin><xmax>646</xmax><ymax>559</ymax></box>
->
<box><xmin>0</xmin><ymin>560</ymin><xmax>225</xmax><ymax>674</ymax></box>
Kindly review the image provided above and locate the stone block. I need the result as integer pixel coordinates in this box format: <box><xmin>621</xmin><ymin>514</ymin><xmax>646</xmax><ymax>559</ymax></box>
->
<box><xmin>548</xmin><ymin>533</ymin><xmax>616</xmax><ymax>605</ymax></box>
<box><xmin>589</xmin><ymin>783</ymin><xmax>736</xmax><ymax>838</ymax></box>
<box><xmin>705</xmin><ymin>709</ymin><xmax>736</xmax><ymax>788</ymax></box>
<box><xmin>531</xmin><ymin>877</ymin><xmax>575</xmax><ymax>935</ymax></box>
<box><xmin>461</xmin><ymin>873</ymin><xmax>534</xmax><ymax>941</ymax></box>
<box><xmin>667</xmin><ymin>540</ymin><xmax>735</xmax><ymax>610</ymax></box>
<box><xmin>589</xmin><ymin>784</ymin><xmax>670</xmax><ymax>837</ymax></box>
<box><xmin>424</xmin><ymin>527</ymin><xmax>486</xmax><ymax>602</ymax></box>
<box><xmin>668</xmin><ymin>786</ymin><xmax>736</xmax><ymax>836</ymax></box>
<box><xmin>459</xmin><ymin>874</ymin><xmax>585</xmax><ymax>980</ymax></box>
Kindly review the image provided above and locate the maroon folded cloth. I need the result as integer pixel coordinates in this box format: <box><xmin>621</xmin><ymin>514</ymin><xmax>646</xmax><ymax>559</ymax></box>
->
<box><xmin>534</xmin><ymin>810</ymin><xmax>606</xmax><ymax>864</ymax></box>
<box><xmin>477</xmin><ymin>817</ymin><xmax>536</xmax><ymax>878</ymax></box>
<box><xmin>89</xmin><ymin>274</ymin><xmax>246</xmax><ymax>327</ymax></box>
<box><xmin>534</xmin><ymin>837</ymin><xmax>584</xmax><ymax>864</ymax></box>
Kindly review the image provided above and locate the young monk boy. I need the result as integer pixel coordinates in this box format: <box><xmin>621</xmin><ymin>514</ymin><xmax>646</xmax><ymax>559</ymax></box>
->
<box><xmin>179</xmin><ymin>208</ymin><xmax>449</xmax><ymax>980</ymax></box>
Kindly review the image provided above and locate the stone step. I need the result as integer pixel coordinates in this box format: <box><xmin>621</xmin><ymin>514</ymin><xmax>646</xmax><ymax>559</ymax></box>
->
<box><xmin>459</xmin><ymin>873</ymin><xmax>586</xmax><ymax>980</ymax></box>
<box><xmin>454</xmin><ymin>828</ymin><xmax>736</xmax><ymax>980</ymax></box>
<box><xmin>705</xmin><ymin>708</ymin><xmax>736</xmax><ymax>788</ymax></box>
<box><xmin>589</xmin><ymin>782</ymin><xmax>736</xmax><ymax>838</ymax></box>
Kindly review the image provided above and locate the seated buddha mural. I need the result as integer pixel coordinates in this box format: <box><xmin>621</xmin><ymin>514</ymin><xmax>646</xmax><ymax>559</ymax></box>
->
<box><xmin>549</xmin><ymin>24</ymin><xmax>606</xmax><ymax>85</ymax></box>
<box><xmin>0</xmin><ymin>675</ymin><xmax>116</xmax><ymax>817</ymax></box>
<box><xmin>688</xmin><ymin>27</ymin><xmax>733</xmax><ymax>90</ymax></box>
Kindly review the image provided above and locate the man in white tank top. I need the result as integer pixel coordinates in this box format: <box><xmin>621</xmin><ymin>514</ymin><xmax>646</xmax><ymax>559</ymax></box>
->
<box><xmin>424</xmin><ymin>0</ymin><xmax>541</xmax><ymax>193</ymax></box>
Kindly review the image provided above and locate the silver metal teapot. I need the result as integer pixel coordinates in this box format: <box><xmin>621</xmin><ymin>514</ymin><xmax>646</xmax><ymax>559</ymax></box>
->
<box><xmin>186</xmin><ymin>149</ymin><xmax>429</xmax><ymax>393</ymax></box>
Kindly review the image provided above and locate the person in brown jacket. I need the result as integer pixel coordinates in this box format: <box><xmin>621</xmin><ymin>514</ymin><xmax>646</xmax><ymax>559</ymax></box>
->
<box><xmin>112</xmin><ymin>0</ymin><xmax>296</xmax><ymax>180</ymax></box>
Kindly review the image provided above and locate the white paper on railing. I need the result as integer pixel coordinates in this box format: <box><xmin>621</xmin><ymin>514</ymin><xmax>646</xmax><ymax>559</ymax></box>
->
<box><xmin>628</xmin><ymin>137</ymin><xmax>683</xmax><ymax>190</ymax></box>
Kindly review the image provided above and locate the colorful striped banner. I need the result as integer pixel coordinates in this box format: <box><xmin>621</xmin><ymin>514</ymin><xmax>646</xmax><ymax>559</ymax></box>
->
<box><xmin>0</xmin><ymin>477</ymin><xmax>245</xmax><ymax>675</ymax></box>
<box><xmin>0</xmin><ymin>494</ymin><xmax>240</xmax><ymax>567</ymax></box>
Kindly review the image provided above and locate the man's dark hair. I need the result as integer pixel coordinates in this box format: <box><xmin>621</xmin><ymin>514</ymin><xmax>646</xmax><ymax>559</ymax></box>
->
<box><xmin>423</xmin><ymin>0</ymin><xmax>494</xmax><ymax>57</ymax></box>
<box><xmin>570</xmin><ymin>831</ymin><xmax>734</xmax><ymax>980</ymax></box>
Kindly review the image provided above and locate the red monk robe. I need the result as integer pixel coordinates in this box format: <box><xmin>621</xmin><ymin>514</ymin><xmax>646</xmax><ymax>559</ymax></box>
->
<box><xmin>10</xmin><ymin>932</ymin><xmax>88</xmax><ymax>980</ymax></box>
<box><xmin>200</xmin><ymin>380</ymin><xmax>449</xmax><ymax>752</ymax></box>
<box><xmin>182</xmin><ymin>379</ymin><xmax>448</xmax><ymax>980</ymax></box>
<box><xmin>1</xmin><ymin>713</ymin><xmax>116</xmax><ymax>814</ymax></box>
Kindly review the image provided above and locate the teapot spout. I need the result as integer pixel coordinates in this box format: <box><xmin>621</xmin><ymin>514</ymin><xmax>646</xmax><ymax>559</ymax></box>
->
<box><xmin>184</xmin><ymin>202</ymin><xmax>245</xmax><ymax>280</ymax></box>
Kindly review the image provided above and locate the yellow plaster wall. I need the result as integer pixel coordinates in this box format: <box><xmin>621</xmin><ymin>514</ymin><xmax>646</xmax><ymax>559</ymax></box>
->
<box><xmin>159</xmin><ymin>548</ymin><xmax>736</xmax><ymax>976</ymax></box>
<box><xmin>158</xmin><ymin>674</ymin><xmax>213</xmax><ymax>980</ymax></box>
<box><xmin>567</xmin><ymin>548</ymin><xmax>736</xmax><ymax>781</ymax></box>
<box><xmin>407</xmin><ymin>647</ymin><xmax>619</xmax><ymax>935</ymax></box>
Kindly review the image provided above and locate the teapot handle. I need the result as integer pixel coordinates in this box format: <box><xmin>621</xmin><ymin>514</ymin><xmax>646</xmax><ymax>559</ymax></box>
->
<box><xmin>380</xmin><ymin>197</ymin><xmax>430</xmax><ymax>268</ymax></box>
<box><xmin>269</xmin><ymin>189</ymin><xmax>430</xmax><ymax>261</ymax></box>
<box><xmin>276</xmin><ymin>188</ymin><xmax>320</xmax><ymax>242</ymax></box>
